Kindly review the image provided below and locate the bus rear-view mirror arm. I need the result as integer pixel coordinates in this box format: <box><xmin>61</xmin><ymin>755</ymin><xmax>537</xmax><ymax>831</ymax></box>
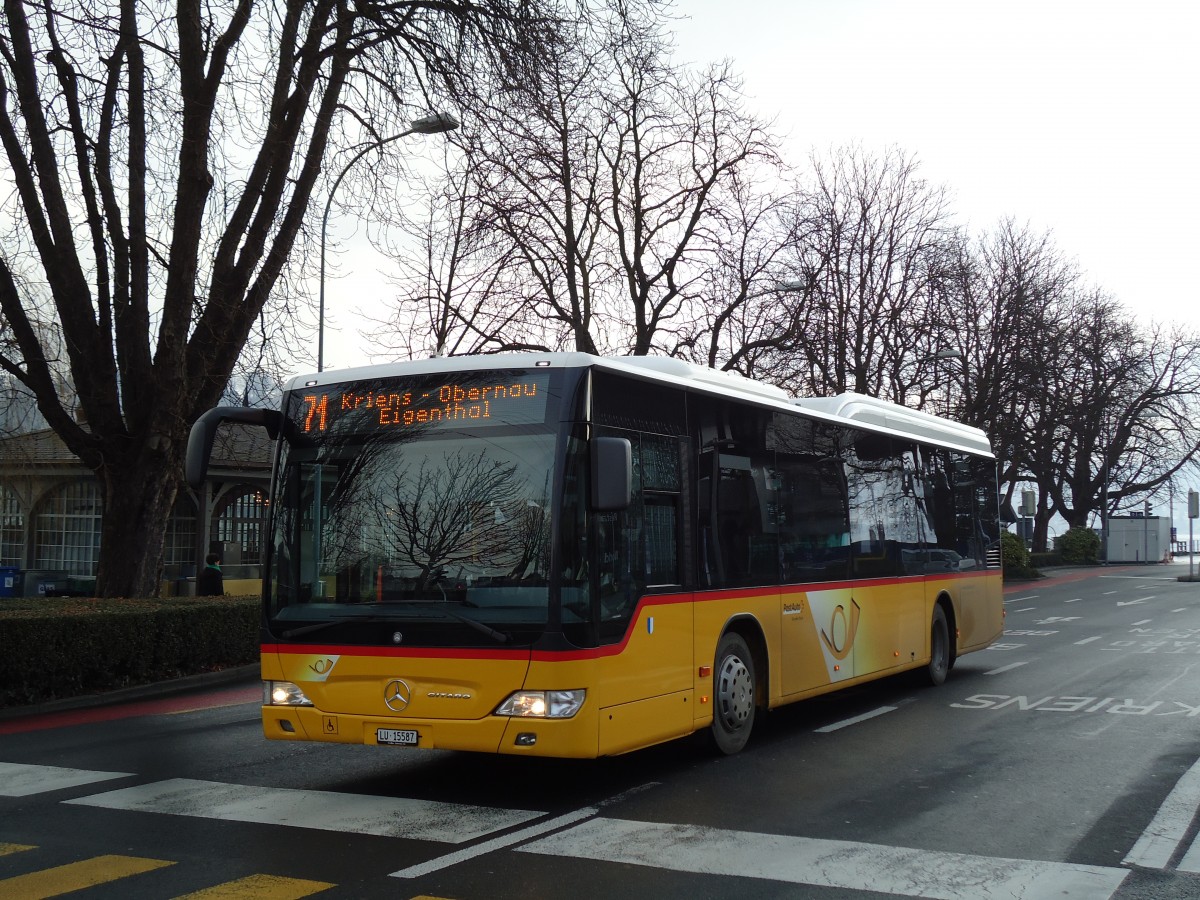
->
<box><xmin>186</xmin><ymin>407</ymin><xmax>283</xmax><ymax>490</ymax></box>
<box><xmin>591</xmin><ymin>436</ymin><xmax>632</xmax><ymax>511</ymax></box>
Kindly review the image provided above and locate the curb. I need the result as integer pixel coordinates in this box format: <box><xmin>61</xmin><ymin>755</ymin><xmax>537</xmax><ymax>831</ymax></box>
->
<box><xmin>0</xmin><ymin>663</ymin><xmax>259</xmax><ymax>722</ymax></box>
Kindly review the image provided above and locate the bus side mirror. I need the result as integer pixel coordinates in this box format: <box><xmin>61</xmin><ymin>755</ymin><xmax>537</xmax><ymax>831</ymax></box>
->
<box><xmin>591</xmin><ymin>436</ymin><xmax>632</xmax><ymax>511</ymax></box>
<box><xmin>186</xmin><ymin>407</ymin><xmax>282</xmax><ymax>490</ymax></box>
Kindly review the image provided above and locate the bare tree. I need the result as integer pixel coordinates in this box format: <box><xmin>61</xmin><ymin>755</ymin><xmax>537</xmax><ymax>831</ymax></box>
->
<box><xmin>364</xmin><ymin>143</ymin><xmax>542</xmax><ymax>359</ymax></box>
<box><xmin>421</xmin><ymin>0</ymin><xmax>779</xmax><ymax>357</ymax></box>
<box><xmin>0</xmin><ymin>0</ymin><xmax>551</xmax><ymax>597</ymax></box>
<box><xmin>674</xmin><ymin>170</ymin><xmax>802</xmax><ymax>376</ymax></box>
<box><xmin>935</xmin><ymin>220</ymin><xmax>1079</xmax><ymax>502</ymax></box>
<box><xmin>461</xmin><ymin>1</ymin><xmax>617</xmax><ymax>354</ymax></box>
<box><xmin>1042</xmin><ymin>299</ymin><xmax>1200</xmax><ymax>534</ymax></box>
<box><xmin>776</xmin><ymin>145</ymin><xmax>959</xmax><ymax>402</ymax></box>
<box><xmin>601</xmin><ymin>44</ymin><xmax>780</xmax><ymax>356</ymax></box>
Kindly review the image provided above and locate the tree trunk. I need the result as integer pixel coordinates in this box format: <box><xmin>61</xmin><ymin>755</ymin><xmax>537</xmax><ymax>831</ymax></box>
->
<box><xmin>94</xmin><ymin>449</ymin><xmax>181</xmax><ymax>598</ymax></box>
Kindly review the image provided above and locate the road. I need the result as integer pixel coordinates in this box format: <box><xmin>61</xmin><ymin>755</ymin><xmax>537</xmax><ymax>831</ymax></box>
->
<box><xmin>2</xmin><ymin>565</ymin><xmax>1199</xmax><ymax>898</ymax></box>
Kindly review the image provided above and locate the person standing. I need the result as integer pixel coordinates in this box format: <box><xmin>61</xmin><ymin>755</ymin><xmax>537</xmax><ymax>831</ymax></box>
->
<box><xmin>197</xmin><ymin>553</ymin><xmax>225</xmax><ymax>596</ymax></box>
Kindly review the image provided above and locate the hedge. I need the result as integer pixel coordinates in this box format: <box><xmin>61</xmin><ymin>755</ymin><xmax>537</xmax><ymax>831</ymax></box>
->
<box><xmin>0</xmin><ymin>594</ymin><xmax>259</xmax><ymax>708</ymax></box>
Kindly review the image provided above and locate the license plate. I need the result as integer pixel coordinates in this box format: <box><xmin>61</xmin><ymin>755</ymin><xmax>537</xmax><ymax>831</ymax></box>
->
<box><xmin>376</xmin><ymin>728</ymin><xmax>419</xmax><ymax>746</ymax></box>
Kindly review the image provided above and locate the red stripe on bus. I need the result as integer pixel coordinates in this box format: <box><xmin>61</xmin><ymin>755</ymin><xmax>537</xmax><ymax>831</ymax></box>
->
<box><xmin>263</xmin><ymin>569</ymin><xmax>999</xmax><ymax>663</ymax></box>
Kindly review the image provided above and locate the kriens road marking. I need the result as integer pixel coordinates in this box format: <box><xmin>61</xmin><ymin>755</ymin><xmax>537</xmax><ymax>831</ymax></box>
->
<box><xmin>66</xmin><ymin>779</ymin><xmax>542</xmax><ymax>842</ymax></box>
<box><xmin>519</xmin><ymin>818</ymin><xmax>1129</xmax><ymax>900</ymax></box>
<box><xmin>1005</xmin><ymin>595</ymin><xmax>1038</xmax><ymax>604</ymax></box>
<box><xmin>1074</xmin><ymin>636</ymin><xmax>1102</xmax><ymax>645</ymax></box>
<box><xmin>814</xmin><ymin>705</ymin><xmax>897</xmax><ymax>733</ymax></box>
<box><xmin>1124</xmin><ymin>756</ymin><xmax>1200</xmax><ymax>869</ymax></box>
<box><xmin>0</xmin><ymin>762</ymin><xmax>132</xmax><ymax>797</ymax></box>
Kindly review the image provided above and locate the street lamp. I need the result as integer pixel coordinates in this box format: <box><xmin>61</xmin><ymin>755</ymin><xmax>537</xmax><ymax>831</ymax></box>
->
<box><xmin>317</xmin><ymin>112</ymin><xmax>460</xmax><ymax>372</ymax></box>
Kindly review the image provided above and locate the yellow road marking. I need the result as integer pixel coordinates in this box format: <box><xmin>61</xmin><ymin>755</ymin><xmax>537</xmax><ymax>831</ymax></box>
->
<box><xmin>0</xmin><ymin>854</ymin><xmax>174</xmax><ymax>899</ymax></box>
<box><xmin>0</xmin><ymin>843</ymin><xmax>36</xmax><ymax>856</ymax></box>
<box><xmin>174</xmin><ymin>873</ymin><xmax>335</xmax><ymax>898</ymax></box>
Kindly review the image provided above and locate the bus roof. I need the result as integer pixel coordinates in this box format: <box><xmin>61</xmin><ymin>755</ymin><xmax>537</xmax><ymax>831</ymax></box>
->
<box><xmin>286</xmin><ymin>352</ymin><xmax>994</xmax><ymax>458</ymax></box>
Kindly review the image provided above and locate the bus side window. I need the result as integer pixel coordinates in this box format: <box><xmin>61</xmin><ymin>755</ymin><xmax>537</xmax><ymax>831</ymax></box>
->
<box><xmin>776</xmin><ymin>455</ymin><xmax>850</xmax><ymax>583</ymax></box>
<box><xmin>595</xmin><ymin>430</ymin><xmax>682</xmax><ymax>643</ymax></box>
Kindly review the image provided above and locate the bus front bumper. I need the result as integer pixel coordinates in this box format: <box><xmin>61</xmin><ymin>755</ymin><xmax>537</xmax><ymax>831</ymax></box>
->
<box><xmin>262</xmin><ymin>705</ymin><xmax>601</xmax><ymax>758</ymax></box>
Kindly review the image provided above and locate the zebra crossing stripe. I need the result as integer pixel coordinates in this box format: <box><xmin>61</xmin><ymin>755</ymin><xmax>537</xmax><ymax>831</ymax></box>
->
<box><xmin>66</xmin><ymin>778</ymin><xmax>544</xmax><ymax>842</ymax></box>
<box><xmin>0</xmin><ymin>762</ymin><xmax>132</xmax><ymax>797</ymax></box>
<box><xmin>1123</xmin><ymin>756</ymin><xmax>1200</xmax><ymax>869</ymax></box>
<box><xmin>518</xmin><ymin>818</ymin><xmax>1130</xmax><ymax>900</ymax></box>
<box><xmin>0</xmin><ymin>854</ymin><xmax>173</xmax><ymax>900</ymax></box>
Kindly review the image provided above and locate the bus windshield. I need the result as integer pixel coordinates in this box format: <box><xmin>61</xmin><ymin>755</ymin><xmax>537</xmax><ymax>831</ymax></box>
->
<box><xmin>266</xmin><ymin>369</ymin><xmax>560</xmax><ymax>646</ymax></box>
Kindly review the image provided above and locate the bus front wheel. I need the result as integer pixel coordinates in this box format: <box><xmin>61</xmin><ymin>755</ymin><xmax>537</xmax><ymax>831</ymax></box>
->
<box><xmin>926</xmin><ymin>605</ymin><xmax>950</xmax><ymax>686</ymax></box>
<box><xmin>710</xmin><ymin>632</ymin><xmax>756</xmax><ymax>755</ymax></box>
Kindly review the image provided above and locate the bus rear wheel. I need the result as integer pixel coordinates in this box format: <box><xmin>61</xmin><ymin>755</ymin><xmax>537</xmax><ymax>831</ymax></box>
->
<box><xmin>926</xmin><ymin>605</ymin><xmax>950</xmax><ymax>686</ymax></box>
<box><xmin>710</xmin><ymin>632</ymin><xmax>756</xmax><ymax>755</ymax></box>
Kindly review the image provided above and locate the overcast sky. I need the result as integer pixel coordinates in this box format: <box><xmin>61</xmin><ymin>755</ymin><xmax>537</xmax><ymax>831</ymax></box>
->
<box><xmin>672</xmin><ymin>0</ymin><xmax>1199</xmax><ymax>328</ymax></box>
<box><xmin>676</xmin><ymin>0</ymin><xmax>1198</xmax><ymax>529</ymax></box>
<box><xmin>324</xmin><ymin>0</ymin><xmax>1198</xmax><ymax>369</ymax></box>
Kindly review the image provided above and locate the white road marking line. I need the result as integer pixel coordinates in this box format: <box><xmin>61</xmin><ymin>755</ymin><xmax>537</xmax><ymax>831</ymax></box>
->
<box><xmin>1074</xmin><ymin>636</ymin><xmax>1102</xmax><ymax>646</ymax></box>
<box><xmin>1131</xmin><ymin>619</ymin><xmax>1152</xmax><ymax>626</ymax></box>
<box><xmin>984</xmin><ymin>661</ymin><xmax>1029</xmax><ymax>675</ymax></box>
<box><xmin>520</xmin><ymin>818</ymin><xmax>1129</xmax><ymax>900</ymax></box>
<box><xmin>814</xmin><ymin>706</ymin><xmax>897</xmax><ymax>733</ymax></box>
<box><xmin>390</xmin><ymin>781</ymin><xmax>660</xmax><ymax>879</ymax></box>
<box><xmin>1005</xmin><ymin>595</ymin><xmax>1038</xmax><ymax>603</ymax></box>
<box><xmin>1178</xmin><ymin>830</ymin><xmax>1200</xmax><ymax>873</ymax></box>
<box><xmin>65</xmin><ymin>778</ymin><xmax>542</xmax><ymax>842</ymax></box>
<box><xmin>390</xmin><ymin>806</ymin><xmax>599</xmax><ymax>878</ymax></box>
<box><xmin>1065</xmin><ymin>598</ymin><xmax>1082</xmax><ymax>603</ymax></box>
<box><xmin>0</xmin><ymin>762</ymin><xmax>132</xmax><ymax>797</ymax></box>
<box><xmin>1124</xmin><ymin>757</ymin><xmax>1200</xmax><ymax>869</ymax></box>
<box><xmin>1015</xmin><ymin>607</ymin><xmax>1036</xmax><ymax>612</ymax></box>
<box><xmin>1116</xmin><ymin>597</ymin><xmax>1153</xmax><ymax>606</ymax></box>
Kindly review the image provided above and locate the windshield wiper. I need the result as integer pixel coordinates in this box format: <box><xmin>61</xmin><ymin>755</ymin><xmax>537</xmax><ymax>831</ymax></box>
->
<box><xmin>441</xmin><ymin>608</ymin><xmax>509</xmax><ymax>644</ymax></box>
<box><xmin>279</xmin><ymin>614</ymin><xmax>396</xmax><ymax>639</ymax></box>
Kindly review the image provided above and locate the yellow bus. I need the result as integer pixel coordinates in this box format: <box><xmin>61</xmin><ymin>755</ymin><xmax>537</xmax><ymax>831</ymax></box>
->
<box><xmin>186</xmin><ymin>353</ymin><xmax>1003</xmax><ymax>757</ymax></box>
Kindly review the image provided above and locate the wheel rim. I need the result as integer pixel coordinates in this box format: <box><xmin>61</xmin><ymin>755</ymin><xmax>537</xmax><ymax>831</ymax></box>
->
<box><xmin>716</xmin><ymin>652</ymin><xmax>753</xmax><ymax>731</ymax></box>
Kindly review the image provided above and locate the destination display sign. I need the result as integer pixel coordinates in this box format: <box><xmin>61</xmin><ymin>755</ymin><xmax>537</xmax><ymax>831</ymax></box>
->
<box><xmin>292</xmin><ymin>370</ymin><xmax>552</xmax><ymax>435</ymax></box>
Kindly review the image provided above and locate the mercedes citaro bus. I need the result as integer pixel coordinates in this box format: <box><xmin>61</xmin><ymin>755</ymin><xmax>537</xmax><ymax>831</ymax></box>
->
<box><xmin>186</xmin><ymin>353</ymin><xmax>1003</xmax><ymax>757</ymax></box>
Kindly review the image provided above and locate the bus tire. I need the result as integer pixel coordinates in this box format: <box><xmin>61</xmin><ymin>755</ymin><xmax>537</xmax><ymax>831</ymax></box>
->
<box><xmin>710</xmin><ymin>632</ymin><xmax>756</xmax><ymax>755</ymax></box>
<box><xmin>926</xmin><ymin>605</ymin><xmax>950</xmax><ymax>686</ymax></box>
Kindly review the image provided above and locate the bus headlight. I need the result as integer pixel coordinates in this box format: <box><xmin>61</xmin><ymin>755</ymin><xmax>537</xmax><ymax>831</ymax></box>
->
<box><xmin>264</xmin><ymin>681</ymin><xmax>313</xmax><ymax>706</ymax></box>
<box><xmin>495</xmin><ymin>690</ymin><xmax>585</xmax><ymax>719</ymax></box>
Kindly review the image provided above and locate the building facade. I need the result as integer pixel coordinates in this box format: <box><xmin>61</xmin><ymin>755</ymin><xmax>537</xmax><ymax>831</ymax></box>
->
<box><xmin>0</xmin><ymin>424</ymin><xmax>271</xmax><ymax>595</ymax></box>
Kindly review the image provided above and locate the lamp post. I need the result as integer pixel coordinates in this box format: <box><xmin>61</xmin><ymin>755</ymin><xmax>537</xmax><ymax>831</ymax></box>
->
<box><xmin>317</xmin><ymin>112</ymin><xmax>460</xmax><ymax>372</ymax></box>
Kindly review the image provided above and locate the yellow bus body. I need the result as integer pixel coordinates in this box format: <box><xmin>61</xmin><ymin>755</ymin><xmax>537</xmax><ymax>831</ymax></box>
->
<box><xmin>261</xmin><ymin>569</ymin><xmax>1002</xmax><ymax>758</ymax></box>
